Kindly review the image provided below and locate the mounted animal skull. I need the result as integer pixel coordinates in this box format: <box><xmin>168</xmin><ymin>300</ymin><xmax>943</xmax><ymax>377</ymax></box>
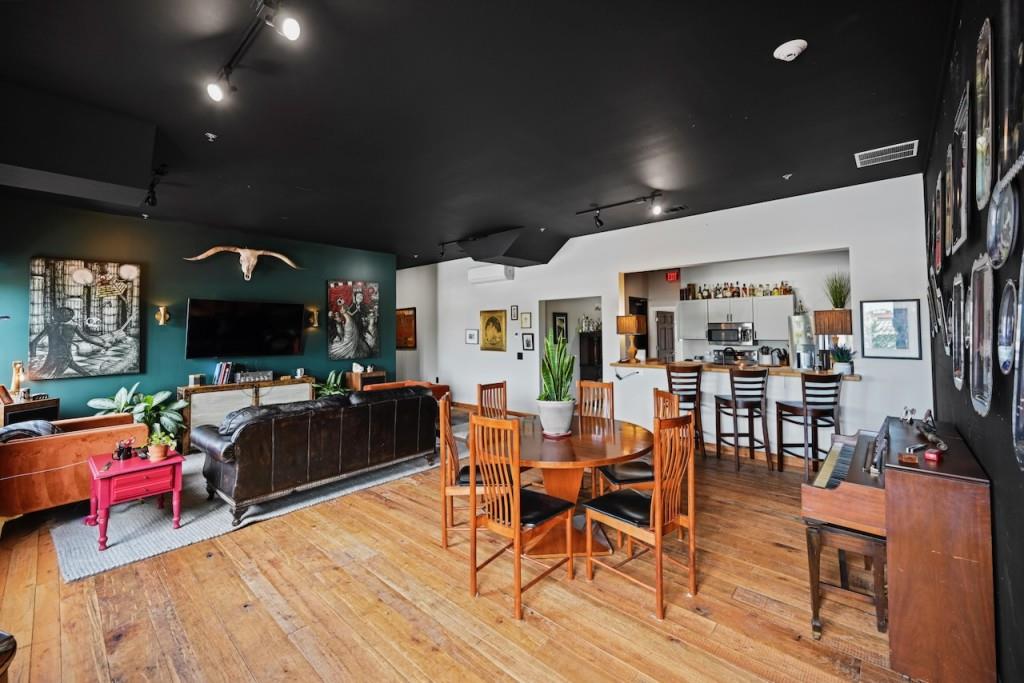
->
<box><xmin>184</xmin><ymin>246</ymin><xmax>301</xmax><ymax>281</ymax></box>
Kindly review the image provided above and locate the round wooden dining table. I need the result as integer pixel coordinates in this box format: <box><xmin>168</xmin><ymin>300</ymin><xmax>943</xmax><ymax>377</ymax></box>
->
<box><xmin>517</xmin><ymin>415</ymin><xmax>653</xmax><ymax>557</ymax></box>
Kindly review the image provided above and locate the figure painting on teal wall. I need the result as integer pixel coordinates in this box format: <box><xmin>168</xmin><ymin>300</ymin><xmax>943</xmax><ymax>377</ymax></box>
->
<box><xmin>327</xmin><ymin>280</ymin><xmax>380</xmax><ymax>359</ymax></box>
<box><xmin>28</xmin><ymin>257</ymin><xmax>141</xmax><ymax>379</ymax></box>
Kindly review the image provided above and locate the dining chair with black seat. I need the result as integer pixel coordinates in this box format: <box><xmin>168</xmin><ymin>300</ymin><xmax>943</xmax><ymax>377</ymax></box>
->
<box><xmin>468</xmin><ymin>413</ymin><xmax>574</xmax><ymax>620</ymax></box>
<box><xmin>666</xmin><ymin>362</ymin><xmax>707</xmax><ymax>458</ymax></box>
<box><xmin>714</xmin><ymin>367</ymin><xmax>772</xmax><ymax>471</ymax></box>
<box><xmin>439</xmin><ymin>392</ymin><xmax>476</xmax><ymax>549</ymax></box>
<box><xmin>477</xmin><ymin>381</ymin><xmax>508</xmax><ymax>418</ymax></box>
<box><xmin>596</xmin><ymin>388</ymin><xmax>678</xmax><ymax>496</ymax></box>
<box><xmin>775</xmin><ymin>372</ymin><xmax>843</xmax><ymax>478</ymax></box>
<box><xmin>584</xmin><ymin>412</ymin><xmax>697</xmax><ymax>619</ymax></box>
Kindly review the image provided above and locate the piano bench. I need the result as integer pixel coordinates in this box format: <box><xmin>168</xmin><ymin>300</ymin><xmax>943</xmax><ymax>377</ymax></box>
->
<box><xmin>805</xmin><ymin>521</ymin><xmax>887</xmax><ymax>640</ymax></box>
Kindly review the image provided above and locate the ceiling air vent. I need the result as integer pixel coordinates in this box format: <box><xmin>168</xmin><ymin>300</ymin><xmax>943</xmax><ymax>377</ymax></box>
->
<box><xmin>854</xmin><ymin>140</ymin><xmax>918</xmax><ymax>169</ymax></box>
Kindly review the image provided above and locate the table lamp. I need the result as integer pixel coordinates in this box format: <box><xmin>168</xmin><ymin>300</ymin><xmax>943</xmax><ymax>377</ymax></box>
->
<box><xmin>813</xmin><ymin>309</ymin><xmax>853</xmax><ymax>370</ymax></box>
<box><xmin>616</xmin><ymin>314</ymin><xmax>647</xmax><ymax>363</ymax></box>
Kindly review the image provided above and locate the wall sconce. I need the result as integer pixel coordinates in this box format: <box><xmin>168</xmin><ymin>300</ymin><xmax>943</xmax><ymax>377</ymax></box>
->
<box><xmin>308</xmin><ymin>306</ymin><xmax>320</xmax><ymax>329</ymax></box>
<box><xmin>155</xmin><ymin>305</ymin><xmax>170</xmax><ymax>326</ymax></box>
<box><xmin>11</xmin><ymin>361</ymin><xmax>25</xmax><ymax>394</ymax></box>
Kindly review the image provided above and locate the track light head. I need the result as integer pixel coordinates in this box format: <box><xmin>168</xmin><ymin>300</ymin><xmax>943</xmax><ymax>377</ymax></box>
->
<box><xmin>265</xmin><ymin>3</ymin><xmax>301</xmax><ymax>41</ymax></box>
<box><xmin>593</xmin><ymin>210</ymin><xmax>604</xmax><ymax>229</ymax></box>
<box><xmin>206</xmin><ymin>81</ymin><xmax>225</xmax><ymax>102</ymax></box>
<box><xmin>206</xmin><ymin>70</ymin><xmax>234</xmax><ymax>103</ymax></box>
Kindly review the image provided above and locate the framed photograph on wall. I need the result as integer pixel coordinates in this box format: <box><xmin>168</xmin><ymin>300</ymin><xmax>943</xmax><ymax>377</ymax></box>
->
<box><xmin>860</xmin><ymin>299</ymin><xmax>922</xmax><ymax>359</ymax></box>
<box><xmin>552</xmin><ymin>312</ymin><xmax>568</xmax><ymax>341</ymax></box>
<box><xmin>522</xmin><ymin>333</ymin><xmax>535</xmax><ymax>351</ymax></box>
<box><xmin>510</xmin><ymin>305</ymin><xmax>519</xmax><ymax>321</ymax></box>
<box><xmin>396</xmin><ymin>307</ymin><xmax>416</xmax><ymax>349</ymax></box>
<box><xmin>520</xmin><ymin>312</ymin><xmax>532</xmax><ymax>329</ymax></box>
<box><xmin>480</xmin><ymin>309</ymin><xmax>507</xmax><ymax>351</ymax></box>
<box><xmin>465</xmin><ymin>328</ymin><xmax>479</xmax><ymax>344</ymax></box>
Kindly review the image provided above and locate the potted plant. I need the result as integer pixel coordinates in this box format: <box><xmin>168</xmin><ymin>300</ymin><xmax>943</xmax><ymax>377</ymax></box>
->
<box><xmin>537</xmin><ymin>330</ymin><xmax>576</xmax><ymax>436</ymax></box>
<box><xmin>87</xmin><ymin>383</ymin><xmax>187</xmax><ymax>438</ymax></box>
<box><xmin>148</xmin><ymin>428</ymin><xmax>176</xmax><ymax>462</ymax></box>
<box><xmin>831</xmin><ymin>345</ymin><xmax>856</xmax><ymax>375</ymax></box>
<box><xmin>824</xmin><ymin>272</ymin><xmax>851</xmax><ymax>309</ymax></box>
<box><xmin>314</xmin><ymin>370</ymin><xmax>349</xmax><ymax>397</ymax></box>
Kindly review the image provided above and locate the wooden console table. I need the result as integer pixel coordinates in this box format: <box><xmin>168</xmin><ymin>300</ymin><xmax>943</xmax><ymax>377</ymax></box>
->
<box><xmin>0</xmin><ymin>397</ymin><xmax>59</xmax><ymax>426</ymax></box>
<box><xmin>176</xmin><ymin>377</ymin><xmax>314</xmax><ymax>453</ymax></box>
<box><xmin>344</xmin><ymin>370</ymin><xmax>386</xmax><ymax>391</ymax></box>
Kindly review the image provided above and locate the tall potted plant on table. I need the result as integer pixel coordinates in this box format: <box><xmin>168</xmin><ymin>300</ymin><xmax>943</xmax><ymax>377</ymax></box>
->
<box><xmin>537</xmin><ymin>330</ymin><xmax>576</xmax><ymax>436</ymax></box>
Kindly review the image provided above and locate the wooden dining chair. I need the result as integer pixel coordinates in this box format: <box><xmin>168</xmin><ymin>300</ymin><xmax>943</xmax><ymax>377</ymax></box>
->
<box><xmin>468</xmin><ymin>413</ymin><xmax>575</xmax><ymax>619</ymax></box>
<box><xmin>595</xmin><ymin>388</ymin><xmax>678</xmax><ymax>496</ymax></box>
<box><xmin>666</xmin><ymin>362</ymin><xmax>707</xmax><ymax>458</ymax></box>
<box><xmin>584</xmin><ymin>413</ymin><xmax>697</xmax><ymax>619</ymax></box>
<box><xmin>714</xmin><ymin>367</ymin><xmax>771</xmax><ymax>471</ymax></box>
<box><xmin>439</xmin><ymin>393</ymin><xmax>475</xmax><ymax>549</ymax></box>
<box><xmin>578</xmin><ymin>380</ymin><xmax>614</xmax><ymax>495</ymax></box>
<box><xmin>477</xmin><ymin>381</ymin><xmax>508</xmax><ymax>418</ymax></box>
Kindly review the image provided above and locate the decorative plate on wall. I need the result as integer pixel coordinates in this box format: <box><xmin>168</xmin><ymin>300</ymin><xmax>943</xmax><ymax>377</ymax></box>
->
<box><xmin>931</xmin><ymin>267</ymin><xmax>950</xmax><ymax>353</ymax></box>
<box><xmin>953</xmin><ymin>273</ymin><xmax>965</xmax><ymax>389</ymax></box>
<box><xmin>970</xmin><ymin>254</ymin><xmax>993</xmax><ymax>416</ymax></box>
<box><xmin>1012</xmin><ymin>256</ymin><xmax>1024</xmax><ymax>469</ymax></box>
<box><xmin>986</xmin><ymin>182</ymin><xmax>1018</xmax><ymax>269</ymax></box>
<box><xmin>965</xmin><ymin>281</ymin><xmax>973</xmax><ymax>351</ymax></box>
<box><xmin>953</xmin><ymin>85</ymin><xmax>970</xmax><ymax>253</ymax></box>
<box><xmin>934</xmin><ymin>173</ymin><xmax>944</xmax><ymax>273</ymax></box>
<box><xmin>975</xmin><ymin>18</ymin><xmax>994</xmax><ymax>210</ymax></box>
<box><xmin>998</xmin><ymin>279</ymin><xmax>1017</xmax><ymax>374</ymax></box>
<box><xmin>945</xmin><ymin>143</ymin><xmax>955</xmax><ymax>254</ymax></box>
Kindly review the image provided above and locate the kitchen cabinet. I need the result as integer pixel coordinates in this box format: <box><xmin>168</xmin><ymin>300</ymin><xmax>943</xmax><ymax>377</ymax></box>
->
<box><xmin>706</xmin><ymin>299</ymin><xmax>732</xmax><ymax>323</ymax></box>
<box><xmin>677</xmin><ymin>300</ymin><xmax>709</xmax><ymax>340</ymax></box>
<box><xmin>753</xmin><ymin>295</ymin><xmax>794</xmax><ymax>340</ymax></box>
<box><xmin>707</xmin><ymin>297</ymin><xmax>753</xmax><ymax>323</ymax></box>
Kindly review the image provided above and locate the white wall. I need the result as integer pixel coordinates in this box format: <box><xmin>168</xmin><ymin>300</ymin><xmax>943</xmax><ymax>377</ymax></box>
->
<box><xmin>435</xmin><ymin>175</ymin><xmax>932</xmax><ymax>430</ymax></box>
<box><xmin>539</xmin><ymin>296</ymin><xmax>603</xmax><ymax>394</ymax></box>
<box><xmin>396</xmin><ymin>263</ymin><xmax>438</xmax><ymax>382</ymax></box>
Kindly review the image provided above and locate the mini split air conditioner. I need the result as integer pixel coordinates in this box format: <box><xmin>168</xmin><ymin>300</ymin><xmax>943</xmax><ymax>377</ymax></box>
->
<box><xmin>467</xmin><ymin>264</ymin><xmax>515</xmax><ymax>285</ymax></box>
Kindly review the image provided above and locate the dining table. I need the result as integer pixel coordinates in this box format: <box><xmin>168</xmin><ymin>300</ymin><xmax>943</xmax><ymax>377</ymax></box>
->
<box><xmin>517</xmin><ymin>415</ymin><xmax>653</xmax><ymax>557</ymax></box>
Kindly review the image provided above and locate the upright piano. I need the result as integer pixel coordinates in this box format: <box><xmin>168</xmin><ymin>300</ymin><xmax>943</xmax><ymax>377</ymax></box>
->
<box><xmin>801</xmin><ymin>417</ymin><xmax>995</xmax><ymax>682</ymax></box>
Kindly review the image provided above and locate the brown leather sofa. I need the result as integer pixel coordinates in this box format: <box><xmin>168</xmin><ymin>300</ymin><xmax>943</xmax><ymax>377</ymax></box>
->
<box><xmin>0</xmin><ymin>414</ymin><xmax>149</xmax><ymax>536</ymax></box>
<box><xmin>191</xmin><ymin>387</ymin><xmax>438</xmax><ymax>525</ymax></box>
<box><xmin>363</xmin><ymin>380</ymin><xmax>450</xmax><ymax>401</ymax></box>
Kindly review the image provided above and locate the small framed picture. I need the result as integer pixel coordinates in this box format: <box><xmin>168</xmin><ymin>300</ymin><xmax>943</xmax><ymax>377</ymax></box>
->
<box><xmin>465</xmin><ymin>328</ymin><xmax>479</xmax><ymax>344</ymax></box>
<box><xmin>510</xmin><ymin>305</ymin><xmax>519</xmax><ymax>321</ymax></box>
<box><xmin>520</xmin><ymin>312</ymin><xmax>532</xmax><ymax>329</ymax></box>
<box><xmin>552</xmin><ymin>312</ymin><xmax>569</xmax><ymax>340</ymax></box>
<box><xmin>522</xmin><ymin>333</ymin><xmax>535</xmax><ymax>351</ymax></box>
<box><xmin>860</xmin><ymin>299</ymin><xmax>922</xmax><ymax>359</ymax></box>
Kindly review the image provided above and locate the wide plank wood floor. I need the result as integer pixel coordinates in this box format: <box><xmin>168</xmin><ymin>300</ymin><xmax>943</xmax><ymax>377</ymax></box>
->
<box><xmin>0</xmin><ymin>455</ymin><xmax>901</xmax><ymax>682</ymax></box>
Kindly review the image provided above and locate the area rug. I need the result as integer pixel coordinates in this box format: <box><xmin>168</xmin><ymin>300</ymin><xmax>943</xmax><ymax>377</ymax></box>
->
<box><xmin>50</xmin><ymin>453</ymin><xmax>440</xmax><ymax>582</ymax></box>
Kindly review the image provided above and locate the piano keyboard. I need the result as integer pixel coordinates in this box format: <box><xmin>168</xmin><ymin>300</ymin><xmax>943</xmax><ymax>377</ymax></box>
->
<box><xmin>811</xmin><ymin>442</ymin><xmax>854</xmax><ymax>489</ymax></box>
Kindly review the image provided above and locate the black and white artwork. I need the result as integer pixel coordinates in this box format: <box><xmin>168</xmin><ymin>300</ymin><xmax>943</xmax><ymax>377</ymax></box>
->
<box><xmin>28</xmin><ymin>257</ymin><xmax>142</xmax><ymax>379</ymax></box>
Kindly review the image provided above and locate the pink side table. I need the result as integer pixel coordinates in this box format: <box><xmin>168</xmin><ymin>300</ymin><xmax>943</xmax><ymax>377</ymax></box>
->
<box><xmin>85</xmin><ymin>451</ymin><xmax>184</xmax><ymax>551</ymax></box>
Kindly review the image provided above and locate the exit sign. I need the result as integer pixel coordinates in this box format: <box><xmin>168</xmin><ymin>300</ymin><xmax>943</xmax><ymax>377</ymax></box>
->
<box><xmin>665</xmin><ymin>270</ymin><xmax>679</xmax><ymax>282</ymax></box>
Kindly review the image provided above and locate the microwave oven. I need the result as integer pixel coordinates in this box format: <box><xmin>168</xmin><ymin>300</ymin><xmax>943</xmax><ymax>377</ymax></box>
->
<box><xmin>707</xmin><ymin>322</ymin><xmax>755</xmax><ymax>345</ymax></box>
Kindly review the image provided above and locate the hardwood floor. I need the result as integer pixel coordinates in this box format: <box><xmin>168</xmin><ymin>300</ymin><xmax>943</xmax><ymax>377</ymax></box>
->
<box><xmin>0</xmin><ymin>456</ymin><xmax>901</xmax><ymax>682</ymax></box>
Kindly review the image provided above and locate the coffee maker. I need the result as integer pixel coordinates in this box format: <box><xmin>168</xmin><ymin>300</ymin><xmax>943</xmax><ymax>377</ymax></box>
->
<box><xmin>789</xmin><ymin>314</ymin><xmax>816</xmax><ymax>369</ymax></box>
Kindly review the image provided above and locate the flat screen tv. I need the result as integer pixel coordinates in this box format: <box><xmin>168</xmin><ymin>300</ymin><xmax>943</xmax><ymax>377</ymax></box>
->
<box><xmin>185</xmin><ymin>299</ymin><xmax>305</xmax><ymax>358</ymax></box>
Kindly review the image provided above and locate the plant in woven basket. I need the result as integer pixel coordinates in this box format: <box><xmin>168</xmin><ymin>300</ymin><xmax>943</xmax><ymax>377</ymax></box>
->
<box><xmin>538</xmin><ymin>330</ymin><xmax>575</xmax><ymax>402</ymax></box>
<box><xmin>824</xmin><ymin>272</ymin><xmax>851</xmax><ymax>308</ymax></box>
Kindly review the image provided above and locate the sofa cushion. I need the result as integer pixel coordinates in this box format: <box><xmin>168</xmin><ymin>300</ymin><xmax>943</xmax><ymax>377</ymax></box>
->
<box><xmin>0</xmin><ymin>419</ymin><xmax>61</xmax><ymax>443</ymax></box>
<box><xmin>348</xmin><ymin>386</ymin><xmax>430</xmax><ymax>405</ymax></box>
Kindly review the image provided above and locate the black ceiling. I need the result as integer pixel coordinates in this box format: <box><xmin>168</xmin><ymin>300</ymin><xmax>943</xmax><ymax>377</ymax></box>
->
<box><xmin>0</xmin><ymin>1</ymin><xmax>955</xmax><ymax>268</ymax></box>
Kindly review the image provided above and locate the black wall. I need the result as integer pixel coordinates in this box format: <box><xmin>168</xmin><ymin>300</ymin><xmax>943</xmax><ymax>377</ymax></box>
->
<box><xmin>925</xmin><ymin>1</ymin><xmax>1024</xmax><ymax>679</ymax></box>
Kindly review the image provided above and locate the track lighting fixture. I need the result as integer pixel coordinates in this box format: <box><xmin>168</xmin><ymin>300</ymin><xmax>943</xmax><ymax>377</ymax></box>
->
<box><xmin>575</xmin><ymin>190</ymin><xmax>665</xmax><ymax>226</ymax></box>
<box><xmin>649</xmin><ymin>195</ymin><xmax>663</xmax><ymax>216</ymax></box>
<box><xmin>143</xmin><ymin>164</ymin><xmax>168</xmax><ymax>208</ymax></box>
<box><xmin>593</xmin><ymin>209</ymin><xmax>604</xmax><ymax>229</ymax></box>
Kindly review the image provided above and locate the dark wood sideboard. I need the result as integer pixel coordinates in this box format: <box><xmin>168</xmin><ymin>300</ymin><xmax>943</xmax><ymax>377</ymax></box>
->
<box><xmin>0</xmin><ymin>397</ymin><xmax>60</xmax><ymax>426</ymax></box>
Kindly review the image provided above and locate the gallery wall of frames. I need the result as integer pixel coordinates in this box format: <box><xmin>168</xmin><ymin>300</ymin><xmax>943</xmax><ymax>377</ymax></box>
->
<box><xmin>924</xmin><ymin>2</ymin><xmax>1024</xmax><ymax>678</ymax></box>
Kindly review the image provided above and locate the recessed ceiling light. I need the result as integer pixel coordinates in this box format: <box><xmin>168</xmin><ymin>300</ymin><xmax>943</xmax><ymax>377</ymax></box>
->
<box><xmin>782</xmin><ymin>173</ymin><xmax>793</xmax><ymax>180</ymax></box>
<box><xmin>413</xmin><ymin>254</ymin><xmax>419</xmax><ymax>259</ymax></box>
<box><xmin>539</xmin><ymin>227</ymin><xmax>546</xmax><ymax>232</ymax></box>
<box><xmin>773</xmin><ymin>39</ymin><xmax>808</xmax><ymax>62</ymax></box>
<box><xmin>141</xmin><ymin>213</ymin><xmax>150</xmax><ymax>220</ymax></box>
<box><xmin>205</xmin><ymin>132</ymin><xmax>218</xmax><ymax>142</ymax></box>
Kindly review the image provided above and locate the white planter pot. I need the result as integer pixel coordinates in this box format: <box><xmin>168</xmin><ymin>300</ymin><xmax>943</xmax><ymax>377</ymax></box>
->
<box><xmin>537</xmin><ymin>400</ymin><xmax>575</xmax><ymax>436</ymax></box>
<box><xmin>833</xmin><ymin>361</ymin><xmax>853</xmax><ymax>375</ymax></box>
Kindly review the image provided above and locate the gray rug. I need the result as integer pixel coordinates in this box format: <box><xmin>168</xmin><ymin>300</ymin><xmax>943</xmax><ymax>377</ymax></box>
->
<box><xmin>50</xmin><ymin>453</ymin><xmax>439</xmax><ymax>582</ymax></box>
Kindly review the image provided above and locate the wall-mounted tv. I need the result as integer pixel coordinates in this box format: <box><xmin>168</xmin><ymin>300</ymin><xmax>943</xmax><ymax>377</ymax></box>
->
<box><xmin>185</xmin><ymin>298</ymin><xmax>305</xmax><ymax>358</ymax></box>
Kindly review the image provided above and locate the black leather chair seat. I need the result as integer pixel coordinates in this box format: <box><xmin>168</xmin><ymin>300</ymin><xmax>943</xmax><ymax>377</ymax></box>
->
<box><xmin>598</xmin><ymin>461</ymin><xmax>654</xmax><ymax>485</ymax></box>
<box><xmin>457</xmin><ymin>464</ymin><xmax>485</xmax><ymax>486</ymax></box>
<box><xmin>583</xmin><ymin>489</ymin><xmax>651</xmax><ymax>527</ymax></box>
<box><xmin>518</xmin><ymin>489</ymin><xmax>574</xmax><ymax>528</ymax></box>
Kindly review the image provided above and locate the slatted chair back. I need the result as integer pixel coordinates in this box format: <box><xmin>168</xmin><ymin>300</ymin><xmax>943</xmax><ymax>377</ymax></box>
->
<box><xmin>578</xmin><ymin>380</ymin><xmax>615</xmax><ymax>419</ymax></box>
<box><xmin>666</xmin><ymin>362</ymin><xmax>703</xmax><ymax>409</ymax></box>
<box><xmin>729</xmin><ymin>367</ymin><xmax>769</xmax><ymax>404</ymax></box>
<box><xmin>654</xmin><ymin>388</ymin><xmax>680</xmax><ymax>419</ymax></box>
<box><xmin>469</xmin><ymin>414</ymin><xmax>521</xmax><ymax>531</ymax></box>
<box><xmin>651</xmin><ymin>414</ymin><xmax>694</xmax><ymax>531</ymax></box>
<box><xmin>439</xmin><ymin>393</ymin><xmax>460</xmax><ymax>489</ymax></box>
<box><xmin>801</xmin><ymin>372</ymin><xmax>843</xmax><ymax>409</ymax></box>
<box><xmin>477</xmin><ymin>381</ymin><xmax>508</xmax><ymax>418</ymax></box>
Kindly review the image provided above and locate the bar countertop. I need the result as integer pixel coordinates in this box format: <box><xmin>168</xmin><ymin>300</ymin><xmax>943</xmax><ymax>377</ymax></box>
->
<box><xmin>609</xmin><ymin>360</ymin><xmax>862</xmax><ymax>381</ymax></box>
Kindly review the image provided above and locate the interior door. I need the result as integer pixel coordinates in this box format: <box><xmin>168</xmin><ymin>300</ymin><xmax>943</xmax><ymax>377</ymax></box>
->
<box><xmin>656</xmin><ymin>311</ymin><xmax>675</xmax><ymax>363</ymax></box>
<box><xmin>628</xmin><ymin>296</ymin><xmax>648</xmax><ymax>350</ymax></box>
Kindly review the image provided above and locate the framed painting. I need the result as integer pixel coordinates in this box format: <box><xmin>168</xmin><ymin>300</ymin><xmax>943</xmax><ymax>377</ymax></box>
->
<box><xmin>510</xmin><ymin>305</ymin><xmax>519</xmax><ymax>321</ymax></box>
<box><xmin>552</xmin><ymin>312</ymin><xmax>568</xmax><ymax>341</ymax></box>
<box><xmin>522</xmin><ymin>333</ymin><xmax>535</xmax><ymax>351</ymax></box>
<box><xmin>327</xmin><ymin>280</ymin><xmax>380</xmax><ymax>359</ymax></box>
<box><xmin>480</xmin><ymin>310</ymin><xmax>507</xmax><ymax>351</ymax></box>
<box><xmin>465</xmin><ymin>329</ymin><xmax>479</xmax><ymax>344</ymax></box>
<box><xmin>520</xmin><ymin>311</ymin><xmax>532</xmax><ymax>329</ymax></box>
<box><xmin>396</xmin><ymin>307</ymin><xmax>416</xmax><ymax>349</ymax></box>
<box><xmin>860</xmin><ymin>299</ymin><xmax>922</xmax><ymax>360</ymax></box>
<box><xmin>28</xmin><ymin>257</ymin><xmax>141</xmax><ymax>379</ymax></box>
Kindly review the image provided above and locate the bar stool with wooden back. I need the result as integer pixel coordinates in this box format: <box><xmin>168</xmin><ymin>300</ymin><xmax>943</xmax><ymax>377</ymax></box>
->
<box><xmin>578</xmin><ymin>380</ymin><xmax>614</xmax><ymax>495</ymax></box>
<box><xmin>714</xmin><ymin>367</ymin><xmax>772</xmax><ymax>471</ymax></box>
<box><xmin>596</xmin><ymin>389</ymin><xmax>678</xmax><ymax>495</ymax></box>
<box><xmin>775</xmin><ymin>372</ymin><xmax>842</xmax><ymax>477</ymax></box>
<box><xmin>439</xmin><ymin>392</ymin><xmax>476</xmax><ymax>549</ymax></box>
<box><xmin>468</xmin><ymin>413</ymin><xmax>575</xmax><ymax>619</ymax></box>
<box><xmin>583</xmin><ymin>412</ymin><xmax>697</xmax><ymax>618</ymax></box>
<box><xmin>666</xmin><ymin>362</ymin><xmax>707</xmax><ymax>458</ymax></box>
<box><xmin>477</xmin><ymin>381</ymin><xmax>508</xmax><ymax>418</ymax></box>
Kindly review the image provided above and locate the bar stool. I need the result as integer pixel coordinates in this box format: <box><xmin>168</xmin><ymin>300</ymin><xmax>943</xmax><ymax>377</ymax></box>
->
<box><xmin>714</xmin><ymin>367</ymin><xmax>771</xmax><ymax>471</ymax></box>
<box><xmin>775</xmin><ymin>373</ymin><xmax>842</xmax><ymax>478</ymax></box>
<box><xmin>666</xmin><ymin>362</ymin><xmax>707</xmax><ymax>459</ymax></box>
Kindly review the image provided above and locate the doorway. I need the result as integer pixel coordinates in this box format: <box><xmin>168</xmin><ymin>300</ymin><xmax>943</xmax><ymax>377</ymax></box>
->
<box><xmin>655</xmin><ymin>311</ymin><xmax>675</xmax><ymax>363</ymax></box>
<box><xmin>538</xmin><ymin>296</ymin><xmax>603</xmax><ymax>395</ymax></box>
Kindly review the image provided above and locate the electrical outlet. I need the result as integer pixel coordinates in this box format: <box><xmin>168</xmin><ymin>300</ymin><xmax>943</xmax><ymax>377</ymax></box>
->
<box><xmin>517</xmin><ymin>352</ymin><xmax>523</xmax><ymax>360</ymax></box>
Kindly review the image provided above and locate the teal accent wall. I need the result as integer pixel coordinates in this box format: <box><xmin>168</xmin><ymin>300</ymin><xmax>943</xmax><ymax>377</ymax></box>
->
<box><xmin>1</xmin><ymin>194</ymin><xmax>396</xmax><ymax>417</ymax></box>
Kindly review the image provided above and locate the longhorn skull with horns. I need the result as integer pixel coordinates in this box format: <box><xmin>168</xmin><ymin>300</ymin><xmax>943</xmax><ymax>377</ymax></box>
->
<box><xmin>184</xmin><ymin>246</ymin><xmax>301</xmax><ymax>281</ymax></box>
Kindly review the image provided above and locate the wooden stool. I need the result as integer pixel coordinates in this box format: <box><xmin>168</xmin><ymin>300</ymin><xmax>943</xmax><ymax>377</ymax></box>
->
<box><xmin>666</xmin><ymin>362</ymin><xmax>707</xmax><ymax>458</ymax></box>
<box><xmin>805</xmin><ymin>521</ymin><xmax>887</xmax><ymax>640</ymax></box>
<box><xmin>776</xmin><ymin>372</ymin><xmax>842</xmax><ymax>477</ymax></box>
<box><xmin>714</xmin><ymin>367</ymin><xmax>771</xmax><ymax>471</ymax></box>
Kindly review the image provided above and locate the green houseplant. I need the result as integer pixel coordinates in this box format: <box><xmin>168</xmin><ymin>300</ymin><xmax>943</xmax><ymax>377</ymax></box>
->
<box><xmin>824</xmin><ymin>272</ymin><xmax>851</xmax><ymax>309</ymax></box>
<box><xmin>831</xmin><ymin>344</ymin><xmax>856</xmax><ymax>375</ymax></box>
<box><xmin>87</xmin><ymin>383</ymin><xmax>187</xmax><ymax>437</ymax></box>
<box><xmin>315</xmin><ymin>370</ymin><xmax>349</xmax><ymax>397</ymax></box>
<box><xmin>147</xmin><ymin>428</ymin><xmax>177</xmax><ymax>462</ymax></box>
<box><xmin>537</xmin><ymin>330</ymin><xmax>576</xmax><ymax>435</ymax></box>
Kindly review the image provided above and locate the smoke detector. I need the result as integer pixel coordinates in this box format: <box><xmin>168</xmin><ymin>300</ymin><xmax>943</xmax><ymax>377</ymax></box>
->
<box><xmin>773</xmin><ymin>39</ymin><xmax>808</xmax><ymax>62</ymax></box>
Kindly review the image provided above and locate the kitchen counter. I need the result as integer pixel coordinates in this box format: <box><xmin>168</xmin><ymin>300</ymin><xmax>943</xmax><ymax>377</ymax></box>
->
<box><xmin>610</xmin><ymin>360</ymin><xmax>862</xmax><ymax>381</ymax></box>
